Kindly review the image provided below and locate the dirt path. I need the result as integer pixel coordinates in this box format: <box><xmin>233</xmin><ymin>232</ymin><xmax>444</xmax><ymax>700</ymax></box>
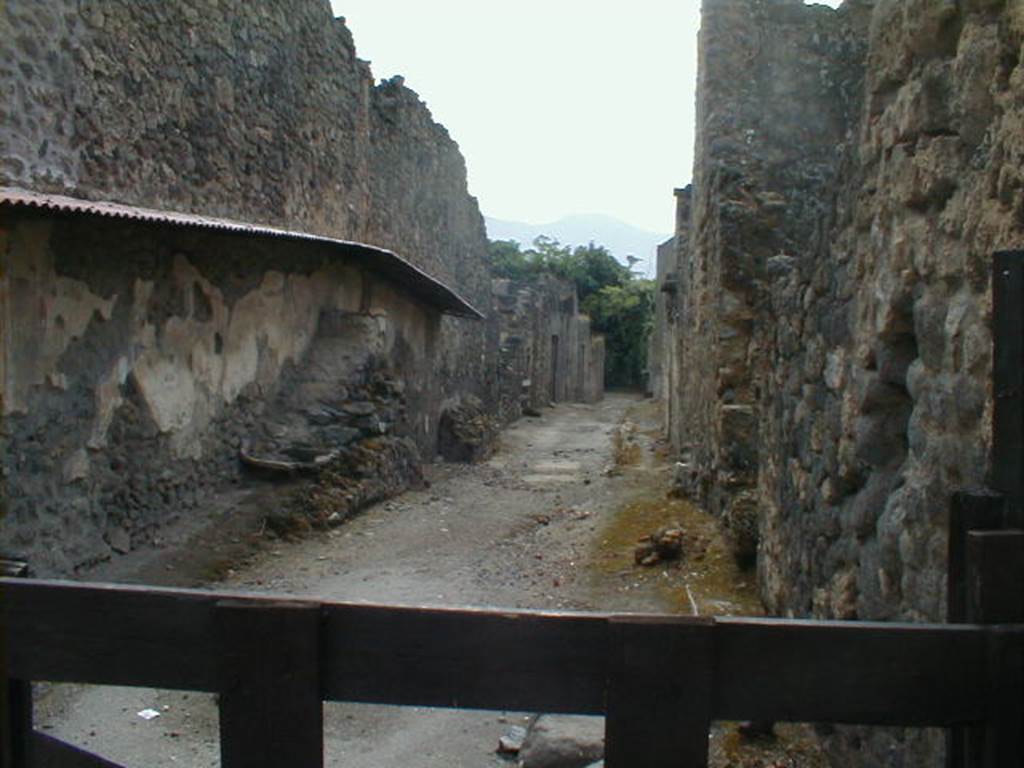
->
<box><xmin>35</xmin><ymin>394</ymin><xmax>823</xmax><ymax>767</ymax></box>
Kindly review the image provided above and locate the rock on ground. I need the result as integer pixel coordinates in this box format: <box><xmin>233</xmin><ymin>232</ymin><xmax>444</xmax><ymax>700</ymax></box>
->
<box><xmin>518</xmin><ymin>715</ymin><xmax>605</xmax><ymax>768</ymax></box>
<box><xmin>437</xmin><ymin>395</ymin><xmax>498</xmax><ymax>463</ymax></box>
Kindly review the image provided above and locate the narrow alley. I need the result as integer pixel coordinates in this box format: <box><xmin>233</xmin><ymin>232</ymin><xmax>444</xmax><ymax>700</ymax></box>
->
<box><xmin>33</xmin><ymin>395</ymin><xmax>823</xmax><ymax>768</ymax></box>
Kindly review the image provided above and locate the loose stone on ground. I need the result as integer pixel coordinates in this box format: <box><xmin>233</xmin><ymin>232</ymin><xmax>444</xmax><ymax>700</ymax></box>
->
<box><xmin>517</xmin><ymin>715</ymin><xmax>605</xmax><ymax>768</ymax></box>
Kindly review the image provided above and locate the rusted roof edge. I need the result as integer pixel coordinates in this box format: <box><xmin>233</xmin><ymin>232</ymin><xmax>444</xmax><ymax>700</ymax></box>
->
<box><xmin>0</xmin><ymin>187</ymin><xmax>485</xmax><ymax>320</ymax></box>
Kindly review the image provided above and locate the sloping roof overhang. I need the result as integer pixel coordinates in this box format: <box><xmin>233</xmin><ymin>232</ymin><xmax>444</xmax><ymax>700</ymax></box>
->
<box><xmin>0</xmin><ymin>187</ymin><xmax>484</xmax><ymax>320</ymax></box>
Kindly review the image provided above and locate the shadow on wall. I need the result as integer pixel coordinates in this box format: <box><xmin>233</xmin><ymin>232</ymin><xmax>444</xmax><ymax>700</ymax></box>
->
<box><xmin>0</xmin><ymin>205</ymin><xmax>451</xmax><ymax>575</ymax></box>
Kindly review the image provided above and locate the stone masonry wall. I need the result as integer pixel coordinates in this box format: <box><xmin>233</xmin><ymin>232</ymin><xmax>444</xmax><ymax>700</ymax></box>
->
<box><xmin>0</xmin><ymin>0</ymin><xmax>495</xmax><ymax>417</ymax></box>
<box><xmin>493</xmin><ymin>277</ymin><xmax>604</xmax><ymax>423</ymax></box>
<box><xmin>761</xmin><ymin>0</ymin><xmax>1024</xmax><ymax>634</ymax></box>
<box><xmin>365</xmin><ymin>77</ymin><xmax>497</xmax><ymax>414</ymax></box>
<box><xmin>577</xmin><ymin>316</ymin><xmax>606</xmax><ymax>405</ymax></box>
<box><xmin>657</xmin><ymin>186</ymin><xmax>691</xmax><ymax>449</ymax></box>
<box><xmin>0</xmin><ymin>0</ymin><xmax>611</xmax><ymax>574</ymax></box>
<box><xmin>664</xmin><ymin>187</ymin><xmax>691</xmax><ymax>454</ymax></box>
<box><xmin>0</xmin><ymin>211</ymin><xmax>440</xmax><ymax>574</ymax></box>
<box><xmin>647</xmin><ymin>235</ymin><xmax>674</xmax><ymax>402</ymax></box>
<box><xmin>675</xmin><ymin>0</ymin><xmax>871</xmax><ymax>564</ymax></box>
<box><xmin>671</xmin><ymin>0</ymin><xmax>1024</xmax><ymax>763</ymax></box>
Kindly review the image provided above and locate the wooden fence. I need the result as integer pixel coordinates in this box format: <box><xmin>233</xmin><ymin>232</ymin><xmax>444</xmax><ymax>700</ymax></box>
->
<box><xmin>1</xmin><ymin>574</ymin><xmax>1022</xmax><ymax>768</ymax></box>
<box><xmin>2</xmin><ymin>251</ymin><xmax>1024</xmax><ymax>767</ymax></box>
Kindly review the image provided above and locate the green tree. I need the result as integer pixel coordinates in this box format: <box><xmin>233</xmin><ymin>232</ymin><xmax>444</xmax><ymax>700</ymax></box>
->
<box><xmin>548</xmin><ymin>242</ymin><xmax>631</xmax><ymax>303</ymax></box>
<box><xmin>488</xmin><ymin>239</ymin><xmax>542</xmax><ymax>281</ymax></box>
<box><xmin>529</xmin><ymin>235</ymin><xmax>572</xmax><ymax>270</ymax></box>
<box><xmin>583</xmin><ymin>279</ymin><xmax>655</xmax><ymax>388</ymax></box>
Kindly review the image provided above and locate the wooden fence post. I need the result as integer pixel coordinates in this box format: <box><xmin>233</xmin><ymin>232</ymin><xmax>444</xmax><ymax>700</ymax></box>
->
<box><xmin>965</xmin><ymin>531</ymin><xmax>1024</xmax><ymax>625</ymax></box>
<box><xmin>1</xmin><ymin>559</ymin><xmax>31</xmax><ymax>768</ymax></box>
<box><xmin>605</xmin><ymin>616</ymin><xmax>714</xmax><ymax>768</ymax></box>
<box><xmin>992</xmin><ymin>250</ymin><xmax>1024</xmax><ymax>523</ymax></box>
<box><xmin>1</xmin><ymin>679</ymin><xmax>31</xmax><ymax>768</ymax></box>
<box><xmin>948</xmin><ymin>492</ymin><xmax>1005</xmax><ymax>623</ymax></box>
<box><xmin>947</xmin><ymin>493</ymin><xmax>1004</xmax><ymax>768</ymax></box>
<box><xmin>950</xmin><ymin>251</ymin><xmax>1024</xmax><ymax>767</ymax></box>
<box><xmin>217</xmin><ymin>600</ymin><xmax>323</xmax><ymax>768</ymax></box>
<box><xmin>980</xmin><ymin>628</ymin><xmax>1024</xmax><ymax>768</ymax></box>
<box><xmin>965</xmin><ymin>530</ymin><xmax>1024</xmax><ymax>768</ymax></box>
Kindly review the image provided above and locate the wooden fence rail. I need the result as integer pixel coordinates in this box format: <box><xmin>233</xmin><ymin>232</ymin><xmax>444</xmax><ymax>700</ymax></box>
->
<box><xmin>2</xmin><ymin>576</ymin><xmax>1022</xmax><ymax>768</ymax></box>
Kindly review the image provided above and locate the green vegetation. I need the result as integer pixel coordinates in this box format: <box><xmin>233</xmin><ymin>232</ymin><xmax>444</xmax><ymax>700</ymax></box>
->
<box><xmin>582</xmin><ymin>279</ymin><xmax>655</xmax><ymax>390</ymax></box>
<box><xmin>488</xmin><ymin>237</ymin><xmax>655</xmax><ymax>389</ymax></box>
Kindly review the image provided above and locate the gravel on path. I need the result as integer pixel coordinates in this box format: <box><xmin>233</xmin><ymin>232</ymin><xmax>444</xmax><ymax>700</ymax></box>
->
<box><xmin>34</xmin><ymin>393</ymin><xmax>825</xmax><ymax>768</ymax></box>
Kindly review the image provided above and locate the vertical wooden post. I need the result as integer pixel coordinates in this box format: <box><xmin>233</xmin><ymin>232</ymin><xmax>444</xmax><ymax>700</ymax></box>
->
<box><xmin>217</xmin><ymin>600</ymin><xmax>323</xmax><ymax>768</ymax></box>
<box><xmin>950</xmin><ymin>252</ymin><xmax>1024</xmax><ymax>767</ymax></box>
<box><xmin>966</xmin><ymin>530</ymin><xmax>1024</xmax><ymax>624</ymax></box>
<box><xmin>965</xmin><ymin>530</ymin><xmax>1024</xmax><ymax>768</ymax></box>
<box><xmin>992</xmin><ymin>250</ymin><xmax>1024</xmax><ymax>523</ymax></box>
<box><xmin>947</xmin><ymin>493</ymin><xmax>1003</xmax><ymax>768</ymax></box>
<box><xmin>948</xmin><ymin>492</ymin><xmax>1005</xmax><ymax>623</ymax></box>
<box><xmin>605</xmin><ymin>616</ymin><xmax>714</xmax><ymax>768</ymax></box>
<box><xmin>981</xmin><ymin>629</ymin><xmax>1024</xmax><ymax>768</ymax></box>
<box><xmin>1</xmin><ymin>680</ymin><xmax>31</xmax><ymax>768</ymax></box>
<box><xmin>1</xmin><ymin>560</ymin><xmax>32</xmax><ymax>768</ymax></box>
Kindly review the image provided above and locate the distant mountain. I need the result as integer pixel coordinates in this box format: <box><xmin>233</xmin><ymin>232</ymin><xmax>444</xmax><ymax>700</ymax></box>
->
<box><xmin>484</xmin><ymin>213</ymin><xmax>672</xmax><ymax>278</ymax></box>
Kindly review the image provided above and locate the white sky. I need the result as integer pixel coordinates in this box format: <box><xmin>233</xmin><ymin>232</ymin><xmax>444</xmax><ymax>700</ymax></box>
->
<box><xmin>329</xmin><ymin>1</ymin><xmax>843</xmax><ymax>235</ymax></box>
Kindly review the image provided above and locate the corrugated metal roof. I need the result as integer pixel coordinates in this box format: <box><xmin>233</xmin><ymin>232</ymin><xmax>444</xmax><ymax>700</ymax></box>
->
<box><xmin>0</xmin><ymin>187</ymin><xmax>484</xmax><ymax>320</ymax></box>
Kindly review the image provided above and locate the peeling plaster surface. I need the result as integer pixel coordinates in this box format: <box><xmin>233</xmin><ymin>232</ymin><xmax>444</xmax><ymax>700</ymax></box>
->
<box><xmin>0</xmin><ymin>213</ymin><xmax>440</xmax><ymax>574</ymax></box>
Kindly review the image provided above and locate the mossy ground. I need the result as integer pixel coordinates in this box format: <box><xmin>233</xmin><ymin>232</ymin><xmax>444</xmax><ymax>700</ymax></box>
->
<box><xmin>587</xmin><ymin>400</ymin><xmax>827</xmax><ymax>768</ymax></box>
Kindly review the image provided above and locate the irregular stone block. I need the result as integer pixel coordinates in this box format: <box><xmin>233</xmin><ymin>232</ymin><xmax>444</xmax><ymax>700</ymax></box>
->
<box><xmin>518</xmin><ymin>715</ymin><xmax>604</xmax><ymax>768</ymax></box>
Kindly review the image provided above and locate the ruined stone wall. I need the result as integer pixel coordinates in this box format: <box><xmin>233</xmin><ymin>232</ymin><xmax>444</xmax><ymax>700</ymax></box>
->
<box><xmin>676</xmin><ymin>0</ymin><xmax>870</xmax><ymax>562</ymax></box>
<box><xmin>493</xmin><ymin>277</ymin><xmax>603</xmax><ymax>422</ymax></box>
<box><xmin>664</xmin><ymin>187</ymin><xmax>691</xmax><ymax>453</ymax></box>
<box><xmin>1</xmin><ymin>1</ymin><xmax>369</xmax><ymax>232</ymax></box>
<box><xmin>0</xmin><ymin>0</ymin><xmax>612</xmax><ymax>572</ymax></box>
<box><xmin>364</xmin><ymin>77</ymin><xmax>497</xmax><ymax>414</ymax></box>
<box><xmin>0</xmin><ymin>0</ymin><xmax>494</xmax><ymax>416</ymax></box>
<box><xmin>673</xmin><ymin>0</ymin><xmax>1024</xmax><ymax>763</ymax></box>
<box><xmin>0</xmin><ymin>211</ymin><xmax>439</xmax><ymax>574</ymax></box>
<box><xmin>576</xmin><ymin>316</ymin><xmax>606</xmax><ymax>405</ymax></box>
<box><xmin>647</xmin><ymin>235</ymin><xmax>674</xmax><ymax>402</ymax></box>
<box><xmin>584</xmin><ymin>334</ymin><xmax>606</xmax><ymax>404</ymax></box>
<box><xmin>761</xmin><ymin>0</ymin><xmax>1024</xmax><ymax>633</ymax></box>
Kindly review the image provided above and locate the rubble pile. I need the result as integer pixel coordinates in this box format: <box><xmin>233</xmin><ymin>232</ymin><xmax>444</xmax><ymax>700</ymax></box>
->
<box><xmin>241</xmin><ymin>370</ymin><xmax>425</xmax><ymax>535</ymax></box>
<box><xmin>437</xmin><ymin>396</ymin><xmax>499</xmax><ymax>463</ymax></box>
<box><xmin>633</xmin><ymin>524</ymin><xmax>709</xmax><ymax>568</ymax></box>
<box><xmin>633</xmin><ymin>525</ymin><xmax>685</xmax><ymax>567</ymax></box>
<box><xmin>240</xmin><ymin>373</ymin><xmax>408</xmax><ymax>475</ymax></box>
<box><xmin>300</xmin><ymin>436</ymin><xmax>423</xmax><ymax>529</ymax></box>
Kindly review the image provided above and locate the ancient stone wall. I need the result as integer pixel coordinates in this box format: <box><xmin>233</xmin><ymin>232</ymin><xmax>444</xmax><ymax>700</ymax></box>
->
<box><xmin>674</xmin><ymin>0</ymin><xmax>871</xmax><ymax>564</ymax></box>
<box><xmin>493</xmin><ymin>277</ymin><xmax>604</xmax><ymax>422</ymax></box>
<box><xmin>0</xmin><ymin>0</ymin><xmax>495</xmax><ymax>417</ymax></box>
<box><xmin>671</xmin><ymin>0</ymin><xmax>1024</xmax><ymax>763</ymax></box>
<box><xmin>0</xmin><ymin>210</ymin><xmax>439</xmax><ymax>574</ymax></box>
<box><xmin>656</xmin><ymin>186</ymin><xmax>691</xmax><ymax>448</ymax></box>
<box><xmin>2</xmin><ymin>1</ymin><xmax>369</xmax><ymax>231</ymax></box>
<box><xmin>365</xmin><ymin>77</ymin><xmax>497</xmax><ymax>413</ymax></box>
<box><xmin>647</xmin><ymin>235</ymin><xmax>674</xmax><ymax>402</ymax></box>
<box><xmin>761</xmin><ymin>0</ymin><xmax>1024</xmax><ymax>632</ymax></box>
<box><xmin>577</xmin><ymin>316</ymin><xmax>606</xmax><ymax>405</ymax></box>
<box><xmin>0</xmin><ymin>0</ymin><xmax>611</xmax><ymax>574</ymax></box>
